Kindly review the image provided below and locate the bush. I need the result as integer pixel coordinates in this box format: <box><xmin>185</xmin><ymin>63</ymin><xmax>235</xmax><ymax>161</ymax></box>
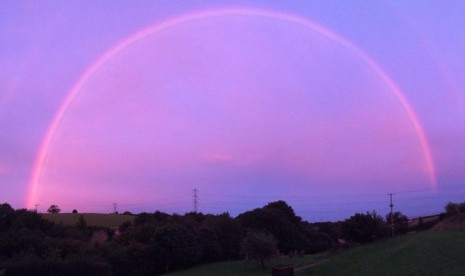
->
<box><xmin>241</xmin><ymin>231</ymin><xmax>277</xmax><ymax>268</ymax></box>
<box><xmin>342</xmin><ymin>211</ymin><xmax>388</xmax><ymax>243</ymax></box>
<box><xmin>445</xmin><ymin>202</ymin><xmax>460</xmax><ymax>216</ymax></box>
<box><xmin>2</xmin><ymin>257</ymin><xmax>112</xmax><ymax>276</ymax></box>
<box><xmin>151</xmin><ymin>223</ymin><xmax>202</xmax><ymax>273</ymax></box>
<box><xmin>386</xmin><ymin>212</ymin><xmax>409</xmax><ymax>235</ymax></box>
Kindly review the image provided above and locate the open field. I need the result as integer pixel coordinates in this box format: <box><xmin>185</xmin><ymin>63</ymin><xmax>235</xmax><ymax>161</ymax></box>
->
<box><xmin>166</xmin><ymin>231</ymin><xmax>465</xmax><ymax>276</ymax></box>
<box><xmin>166</xmin><ymin>252</ymin><xmax>329</xmax><ymax>276</ymax></box>
<box><xmin>41</xmin><ymin>213</ymin><xmax>135</xmax><ymax>228</ymax></box>
<box><xmin>299</xmin><ymin>231</ymin><xmax>465</xmax><ymax>275</ymax></box>
<box><xmin>408</xmin><ymin>215</ymin><xmax>441</xmax><ymax>228</ymax></box>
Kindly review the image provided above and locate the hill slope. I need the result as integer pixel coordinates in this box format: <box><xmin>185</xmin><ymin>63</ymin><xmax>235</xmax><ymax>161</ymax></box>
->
<box><xmin>165</xmin><ymin>231</ymin><xmax>465</xmax><ymax>275</ymax></box>
<box><xmin>432</xmin><ymin>213</ymin><xmax>465</xmax><ymax>231</ymax></box>
<box><xmin>166</xmin><ymin>253</ymin><xmax>328</xmax><ymax>276</ymax></box>
<box><xmin>41</xmin><ymin>213</ymin><xmax>134</xmax><ymax>228</ymax></box>
<box><xmin>302</xmin><ymin>231</ymin><xmax>465</xmax><ymax>275</ymax></box>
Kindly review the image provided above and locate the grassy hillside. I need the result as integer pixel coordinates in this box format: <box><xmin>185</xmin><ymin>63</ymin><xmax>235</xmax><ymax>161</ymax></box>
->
<box><xmin>166</xmin><ymin>253</ymin><xmax>329</xmax><ymax>276</ymax></box>
<box><xmin>300</xmin><ymin>231</ymin><xmax>465</xmax><ymax>275</ymax></box>
<box><xmin>41</xmin><ymin>213</ymin><xmax>134</xmax><ymax>228</ymax></box>
<box><xmin>166</xmin><ymin>231</ymin><xmax>465</xmax><ymax>276</ymax></box>
<box><xmin>432</xmin><ymin>213</ymin><xmax>465</xmax><ymax>231</ymax></box>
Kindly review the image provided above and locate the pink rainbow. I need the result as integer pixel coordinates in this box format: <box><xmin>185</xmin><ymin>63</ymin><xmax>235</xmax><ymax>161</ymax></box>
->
<box><xmin>26</xmin><ymin>8</ymin><xmax>437</xmax><ymax>208</ymax></box>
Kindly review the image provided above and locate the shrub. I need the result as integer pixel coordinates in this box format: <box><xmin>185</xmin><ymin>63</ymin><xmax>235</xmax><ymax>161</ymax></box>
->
<box><xmin>386</xmin><ymin>212</ymin><xmax>409</xmax><ymax>235</ymax></box>
<box><xmin>241</xmin><ymin>231</ymin><xmax>277</xmax><ymax>268</ymax></box>
<box><xmin>445</xmin><ymin>202</ymin><xmax>460</xmax><ymax>216</ymax></box>
<box><xmin>342</xmin><ymin>211</ymin><xmax>388</xmax><ymax>243</ymax></box>
<box><xmin>151</xmin><ymin>223</ymin><xmax>202</xmax><ymax>273</ymax></box>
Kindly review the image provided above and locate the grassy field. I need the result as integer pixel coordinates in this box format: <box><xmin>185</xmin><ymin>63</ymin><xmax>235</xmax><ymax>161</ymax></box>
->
<box><xmin>166</xmin><ymin>253</ymin><xmax>329</xmax><ymax>276</ymax></box>
<box><xmin>166</xmin><ymin>231</ymin><xmax>465</xmax><ymax>276</ymax></box>
<box><xmin>41</xmin><ymin>213</ymin><xmax>135</xmax><ymax>228</ymax></box>
<box><xmin>408</xmin><ymin>215</ymin><xmax>440</xmax><ymax>228</ymax></box>
<box><xmin>300</xmin><ymin>231</ymin><xmax>465</xmax><ymax>275</ymax></box>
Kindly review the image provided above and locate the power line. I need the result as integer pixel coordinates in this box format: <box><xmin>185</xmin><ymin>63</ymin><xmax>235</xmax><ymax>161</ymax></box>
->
<box><xmin>200</xmin><ymin>188</ymin><xmax>444</xmax><ymax>200</ymax></box>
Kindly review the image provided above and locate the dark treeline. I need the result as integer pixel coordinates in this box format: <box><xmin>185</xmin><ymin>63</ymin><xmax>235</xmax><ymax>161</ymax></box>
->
<box><xmin>0</xmin><ymin>200</ymin><xmax>417</xmax><ymax>275</ymax></box>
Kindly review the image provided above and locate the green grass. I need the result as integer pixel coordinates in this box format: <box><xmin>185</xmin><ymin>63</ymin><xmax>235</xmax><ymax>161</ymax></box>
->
<box><xmin>167</xmin><ymin>231</ymin><xmax>465</xmax><ymax>276</ymax></box>
<box><xmin>299</xmin><ymin>231</ymin><xmax>465</xmax><ymax>276</ymax></box>
<box><xmin>41</xmin><ymin>213</ymin><xmax>134</xmax><ymax>228</ymax></box>
<box><xmin>166</xmin><ymin>253</ymin><xmax>329</xmax><ymax>276</ymax></box>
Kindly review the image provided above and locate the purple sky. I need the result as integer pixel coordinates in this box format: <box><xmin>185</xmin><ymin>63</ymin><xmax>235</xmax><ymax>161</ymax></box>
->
<box><xmin>1</xmin><ymin>1</ymin><xmax>464</xmax><ymax>221</ymax></box>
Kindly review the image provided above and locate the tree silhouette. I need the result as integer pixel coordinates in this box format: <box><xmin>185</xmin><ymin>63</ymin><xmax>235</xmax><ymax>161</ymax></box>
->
<box><xmin>386</xmin><ymin>211</ymin><xmax>409</xmax><ymax>234</ymax></box>
<box><xmin>47</xmin><ymin>205</ymin><xmax>60</xmax><ymax>214</ymax></box>
<box><xmin>241</xmin><ymin>231</ymin><xmax>277</xmax><ymax>268</ymax></box>
<box><xmin>445</xmin><ymin>202</ymin><xmax>460</xmax><ymax>216</ymax></box>
<box><xmin>342</xmin><ymin>211</ymin><xmax>387</xmax><ymax>243</ymax></box>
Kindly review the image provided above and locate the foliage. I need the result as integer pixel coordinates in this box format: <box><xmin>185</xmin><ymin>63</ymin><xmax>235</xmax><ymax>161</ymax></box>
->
<box><xmin>2</xmin><ymin>257</ymin><xmax>112</xmax><ymax>276</ymax></box>
<box><xmin>47</xmin><ymin>205</ymin><xmax>61</xmax><ymax>214</ymax></box>
<box><xmin>237</xmin><ymin>201</ymin><xmax>302</xmax><ymax>252</ymax></box>
<box><xmin>0</xmin><ymin>205</ymin><xmax>108</xmax><ymax>275</ymax></box>
<box><xmin>445</xmin><ymin>202</ymin><xmax>460</xmax><ymax>216</ymax></box>
<box><xmin>305</xmin><ymin>232</ymin><xmax>334</xmax><ymax>254</ymax></box>
<box><xmin>313</xmin><ymin>221</ymin><xmax>342</xmax><ymax>241</ymax></box>
<box><xmin>151</xmin><ymin>223</ymin><xmax>202</xmax><ymax>273</ymax></box>
<box><xmin>304</xmin><ymin>231</ymin><xmax>465</xmax><ymax>276</ymax></box>
<box><xmin>203</xmin><ymin>213</ymin><xmax>242</xmax><ymax>260</ymax></box>
<box><xmin>459</xmin><ymin>202</ymin><xmax>465</xmax><ymax>213</ymax></box>
<box><xmin>342</xmin><ymin>211</ymin><xmax>388</xmax><ymax>243</ymax></box>
<box><xmin>0</xmin><ymin>203</ymin><xmax>16</xmax><ymax>232</ymax></box>
<box><xmin>134</xmin><ymin>211</ymin><xmax>170</xmax><ymax>226</ymax></box>
<box><xmin>0</xmin><ymin>201</ymin><xmax>384</xmax><ymax>275</ymax></box>
<box><xmin>240</xmin><ymin>231</ymin><xmax>277</xmax><ymax>268</ymax></box>
<box><xmin>386</xmin><ymin>211</ymin><xmax>409</xmax><ymax>235</ymax></box>
<box><xmin>237</xmin><ymin>201</ymin><xmax>332</xmax><ymax>254</ymax></box>
<box><xmin>102</xmin><ymin>241</ymin><xmax>159</xmax><ymax>276</ymax></box>
<box><xmin>197</xmin><ymin>227</ymin><xmax>222</xmax><ymax>262</ymax></box>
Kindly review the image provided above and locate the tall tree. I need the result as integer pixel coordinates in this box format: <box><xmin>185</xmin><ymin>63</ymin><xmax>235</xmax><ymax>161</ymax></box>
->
<box><xmin>151</xmin><ymin>223</ymin><xmax>201</xmax><ymax>273</ymax></box>
<box><xmin>342</xmin><ymin>211</ymin><xmax>388</xmax><ymax>243</ymax></box>
<box><xmin>241</xmin><ymin>231</ymin><xmax>277</xmax><ymax>268</ymax></box>
<box><xmin>47</xmin><ymin>205</ymin><xmax>61</xmax><ymax>214</ymax></box>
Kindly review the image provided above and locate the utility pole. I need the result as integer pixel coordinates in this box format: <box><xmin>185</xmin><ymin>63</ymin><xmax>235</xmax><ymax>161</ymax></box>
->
<box><xmin>193</xmin><ymin>188</ymin><xmax>198</xmax><ymax>213</ymax></box>
<box><xmin>34</xmin><ymin>204</ymin><xmax>39</xmax><ymax>213</ymax></box>
<box><xmin>113</xmin><ymin>203</ymin><xmax>118</xmax><ymax>214</ymax></box>
<box><xmin>388</xmin><ymin>193</ymin><xmax>394</xmax><ymax>237</ymax></box>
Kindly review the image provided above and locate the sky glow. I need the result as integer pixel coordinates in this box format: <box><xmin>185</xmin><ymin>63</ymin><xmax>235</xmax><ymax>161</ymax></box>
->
<box><xmin>1</xmin><ymin>1</ymin><xmax>465</xmax><ymax>221</ymax></box>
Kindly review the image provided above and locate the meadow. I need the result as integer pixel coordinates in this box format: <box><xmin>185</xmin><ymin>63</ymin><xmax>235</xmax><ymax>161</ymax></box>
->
<box><xmin>166</xmin><ymin>252</ymin><xmax>329</xmax><ymax>276</ymax></box>
<box><xmin>166</xmin><ymin>231</ymin><xmax>465</xmax><ymax>276</ymax></box>
<box><xmin>41</xmin><ymin>213</ymin><xmax>135</xmax><ymax>228</ymax></box>
<box><xmin>304</xmin><ymin>231</ymin><xmax>465</xmax><ymax>275</ymax></box>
